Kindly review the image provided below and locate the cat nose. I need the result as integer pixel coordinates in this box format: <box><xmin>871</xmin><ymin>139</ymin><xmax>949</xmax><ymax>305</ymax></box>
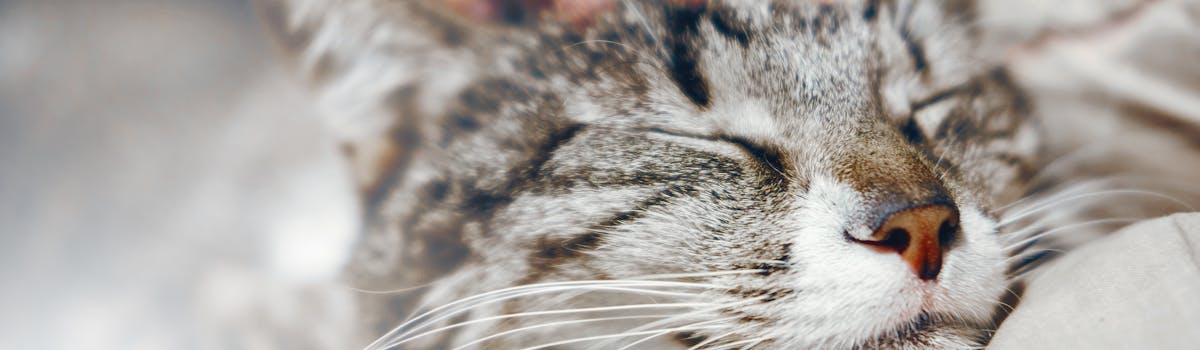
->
<box><xmin>854</xmin><ymin>204</ymin><xmax>959</xmax><ymax>281</ymax></box>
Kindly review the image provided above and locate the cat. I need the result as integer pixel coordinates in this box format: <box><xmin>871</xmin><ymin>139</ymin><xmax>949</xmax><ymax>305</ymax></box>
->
<box><xmin>258</xmin><ymin>0</ymin><xmax>1199</xmax><ymax>348</ymax></box>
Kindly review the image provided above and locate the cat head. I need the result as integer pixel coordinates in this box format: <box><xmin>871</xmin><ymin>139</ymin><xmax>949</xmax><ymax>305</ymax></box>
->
<box><xmin>262</xmin><ymin>0</ymin><xmax>1040</xmax><ymax>348</ymax></box>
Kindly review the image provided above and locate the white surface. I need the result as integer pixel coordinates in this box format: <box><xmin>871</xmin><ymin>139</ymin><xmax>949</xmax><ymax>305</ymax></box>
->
<box><xmin>991</xmin><ymin>214</ymin><xmax>1200</xmax><ymax>349</ymax></box>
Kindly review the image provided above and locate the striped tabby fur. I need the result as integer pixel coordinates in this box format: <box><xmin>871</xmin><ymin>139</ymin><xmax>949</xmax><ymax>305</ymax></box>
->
<box><xmin>259</xmin><ymin>0</ymin><xmax>1199</xmax><ymax>349</ymax></box>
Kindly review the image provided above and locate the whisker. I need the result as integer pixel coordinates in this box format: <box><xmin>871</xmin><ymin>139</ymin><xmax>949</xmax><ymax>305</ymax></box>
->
<box><xmin>585</xmin><ymin>302</ymin><xmax>752</xmax><ymax>350</ymax></box>
<box><xmin>513</xmin><ymin>269</ymin><xmax>764</xmax><ymax>315</ymax></box>
<box><xmin>386</xmin><ymin>300</ymin><xmax>713</xmax><ymax>348</ymax></box>
<box><xmin>1000</xmin><ymin>215</ymin><xmax>1062</xmax><ymax>243</ymax></box>
<box><xmin>1006</xmin><ymin>250</ymin><xmax>1063</xmax><ymax>278</ymax></box>
<box><xmin>451</xmin><ymin>315</ymin><xmax>674</xmax><ymax>350</ymax></box>
<box><xmin>624</xmin><ymin>269</ymin><xmax>767</xmax><ymax>281</ymax></box>
<box><xmin>999</xmin><ymin>285</ymin><xmax>1025</xmax><ymax>311</ymax></box>
<box><xmin>999</xmin><ymin>176</ymin><xmax>1122</xmax><ymax>212</ymax></box>
<box><xmin>615</xmin><ymin>328</ymin><xmax>678</xmax><ymax>350</ymax></box>
<box><xmin>520</xmin><ymin>288</ymin><xmax>662</xmax><ymax>319</ymax></box>
<box><xmin>366</xmin><ymin>280</ymin><xmax>725</xmax><ymax>350</ymax></box>
<box><xmin>738</xmin><ymin>260</ymin><xmax>788</xmax><ymax>266</ymax></box>
<box><xmin>517</xmin><ymin>317</ymin><xmax>737</xmax><ymax>350</ymax></box>
<box><xmin>565</xmin><ymin>40</ymin><xmax>642</xmax><ymax>57</ymax></box>
<box><xmin>524</xmin><ymin>268</ymin><xmax>768</xmax><ymax>316</ymax></box>
<box><xmin>1021</xmin><ymin>144</ymin><xmax>1111</xmax><ymax>187</ymax></box>
<box><xmin>1003</xmin><ymin>217</ymin><xmax>1140</xmax><ymax>250</ymax></box>
<box><xmin>402</xmin><ymin>279</ymin><xmax>721</xmax><ymax>327</ymax></box>
<box><xmin>1001</xmin><ymin>186</ymin><xmax>1115</xmax><ymax>223</ymax></box>
<box><xmin>686</xmin><ymin>330</ymin><xmax>737</xmax><ymax>350</ymax></box>
<box><xmin>999</xmin><ymin>189</ymin><xmax>1194</xmax><ymax>226</ymax></box>
<box><xmin>378</xmin><ymin>284</ymin><xmax>717</xmax><ymax>349</ymax></box>
<box><xmin>1000</xmin><ymin>173</ymin><xmax>1200</xmax><ymax>216</ymax></box>
<box><xmin>566</xmin><ymin>39</ymin><xmax>625</xmax><ymax>49</ymax></box>
<box><xmin>345</xmin><ymin>282</ymin><xmax>434</xmax><ymax>295</ymax></box>
<box><xmin>994</xmin><ymin>300</ymin><xmax>1017</xmax><ymax>315</ymax></box>
<box><xmin>390</xmin><ymin>269</ymin><xmax>761</xmax><ymax>349</ymax></box>
<box><xmin>721</xmin><ymin>337</ymin><xmax>769</xmax><ymax>350</ymax></box>
<box><xmin>620</xmin><ymin>298</ymin><xmax>763</xmax><ymax>335</ymax></box>
<box><xmin>931</xmin><ymin>135</ymin><xmax>962</xmax><ymax>182</ymax></box>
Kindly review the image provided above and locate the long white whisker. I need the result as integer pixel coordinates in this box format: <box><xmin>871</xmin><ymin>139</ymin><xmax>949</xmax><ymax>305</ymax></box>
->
<box><xmin>517</xmin><ymin>284</ymin><xmax>693</xmax><ymax>320</ymax></box>
<box><xmin>380</xmin><ymin>285</ymin><xmax>717</xmax><ymax>349</ymax></box>
<box><xmin>722</xmin><ymin>337</ymin><xmax>769</xmax><ymax>350</ymax></box>
<box><xmin>932</xmin><ymin>135</ymin><xmax>961</xmax><ymax>181</ymax></box>
<box><xmin>1002</xmin><ymin>201</ymin><xmax>1130</xmax><ymax>240</ymax></box>
<box><xmin>616</xmin><ymin>302</ymin><xmax>767</xmax><ymax>350</ymax></box>
<box><xmin>385</xmin><ymin>300</ymin><xmax>712</xmax><ymax>348</ymax></box>
<box><xmin>585</xmin><ymin>300</ymin><xmax>758</xmax><ymax>350</ymax></box>
<box><xmin>623</xmin><ymin>269</ymin><xmax>767</xmax><ymax>281</ymax></box>
<box><xmin>505</xmin><ymin>270</ymin><xmax>765</xmax><ymax>323</ymax></box>
<box><xmin>999</xmin><ymin>176</ymin><xmax>1122</xmax><ymax>212</ymax></box>
<box><xmin>1002</xmin><ymin>214</ymin><xmax>1065</xmax><ymax>242</ymax></box>
<box><xmin>1021</xmin><ymin>144</ymin><xmax>1110</xmax><ymax>187</ymax></box>
<box><xmin>1000</xmin><ymin>173</ymin><xmax>1200</xmax><ymax>215</ymax></box>
<box><xmin>567</xmin><ymin>40</ymin><xmax>625</xmax><ymax>49</ymax></box>
<box><xmin>450</xmin><ymin>315</ymin><xmax>674</xmax><ymax>350</ymax></box>
<box><xmin>518</xmin><ymin>317</ymin><xmax>737</xmax><ymax>350</ymax></box>
<box><xmin>615</xmin><ymin>328</ymin><xmax>678</xmax><ymax>350</ymax></box>
<box><xmin>382</xmin><ymin>270</ymin><xmax>758</xmax><ymax>349</ymax></box>
<box><xmin>1003</xmin><ymin>217</ymin><xmax>1140</xmax><ymax>250</ymax></box>
<box><xmin>399</xmin><ymin>280</ymin><xmax>719</xmax><ymax>328</ymax></box>
<box><xmin>686</xmin><ymin>330</ymin><xmax>737</xmax><ymax>350</ymax></box>
<box><xmin>739</xmin><ymin>260</ymin><xmax>788</xmax><ymax>265</ymax></box>
<box><xmin>367</xmin><ymin>281</ymin><xmax>720</xmax><ymax>350</ymax></box>
<box><xmin>999</xmin><ymin>189</ymin><xmax>1194</xmax><ymax>226</ymax></box>
<box><xmin>620</xmin><ymin>298</ymin><xmax>761</xmax><ymax>335</ymax></box>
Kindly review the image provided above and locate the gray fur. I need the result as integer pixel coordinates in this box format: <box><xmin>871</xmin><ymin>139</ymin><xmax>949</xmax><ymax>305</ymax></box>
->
<box><xmin>262</xmin><ymin>0</ymin><xmax>1069</xmax><ymax>348</ymax></box>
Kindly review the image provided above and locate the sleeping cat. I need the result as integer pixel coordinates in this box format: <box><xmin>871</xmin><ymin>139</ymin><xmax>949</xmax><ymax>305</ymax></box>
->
<box><xmin>258</xmin><ymin>0</ymin><xmax>1194</xmax><ymax>348</ymax></box>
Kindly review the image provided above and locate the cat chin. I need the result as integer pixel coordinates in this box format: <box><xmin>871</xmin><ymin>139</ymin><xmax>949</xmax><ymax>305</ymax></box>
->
<box><xmin>857</xmin><ymin>322</ymin><xmax>984</xmax><ymax>350</ymax></box>
<box><xmin>730</xmin><ymin>322</ymin><xmax>980</xmax><ymax>350</ymax></box>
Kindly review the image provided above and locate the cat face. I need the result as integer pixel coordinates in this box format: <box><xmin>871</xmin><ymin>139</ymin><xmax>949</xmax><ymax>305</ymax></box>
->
<box><xmin>265</xmin><ymin>0</ymin><xmax>1040</xmax><ymax>348</ymax></box>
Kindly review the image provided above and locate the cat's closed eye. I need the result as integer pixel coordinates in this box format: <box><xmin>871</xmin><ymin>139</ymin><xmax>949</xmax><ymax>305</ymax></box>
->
<box><xmin>644</xmin><ymin>128</ymin><xmax>787</xmax><ymax>176</ymax></box>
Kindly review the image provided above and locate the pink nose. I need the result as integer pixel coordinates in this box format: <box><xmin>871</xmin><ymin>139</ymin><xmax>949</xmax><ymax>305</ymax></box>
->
<box><xmin>852</xmin><ymin>205</ymin><xmax>958</xmax><ymax>280</ymax></box>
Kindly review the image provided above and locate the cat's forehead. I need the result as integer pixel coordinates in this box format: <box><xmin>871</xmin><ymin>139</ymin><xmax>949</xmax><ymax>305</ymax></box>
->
<box><xmin>616</xmin><ymin>0</ymin><xmax>972</xmax><ymax>142</ymax></box>
<box><xmin>626</xmin><ymin>2</ymin><xmax>883</xmax><ymax>141</ymax></box>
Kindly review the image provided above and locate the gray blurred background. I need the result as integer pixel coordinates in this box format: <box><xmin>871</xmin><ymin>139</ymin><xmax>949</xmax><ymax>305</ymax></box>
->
<box><xmin>0</xmin><ymin>0</ymin><xmax>358</xmax><ymax>348</ymax></box>
<box><xmin>1</xmin><ymin>0</ymin><xmax>1196</xmax><ymax>349</ymax></box>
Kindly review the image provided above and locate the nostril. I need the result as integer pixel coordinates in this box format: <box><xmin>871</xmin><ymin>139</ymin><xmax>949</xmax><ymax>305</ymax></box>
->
<box><xmin>876</xmin><ymin>228</ymin><xmax>911</xmax><ymax>253</ymax></box>
<box><xmin>937</xmin><ymin>219</ymin><xmax>958</xmax><ymax>248</ymax></box>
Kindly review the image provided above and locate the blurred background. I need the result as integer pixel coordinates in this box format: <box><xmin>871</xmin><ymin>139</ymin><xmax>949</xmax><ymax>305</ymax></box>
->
<box><xmin>0</xmin><ymin>0</ymin><xmax>359</xmax><ymax>348</ymax></box>
<box><xmin>0</xmin><ymin>0</ymin><xmax>1196</xmax><ymax>349</ymax></box>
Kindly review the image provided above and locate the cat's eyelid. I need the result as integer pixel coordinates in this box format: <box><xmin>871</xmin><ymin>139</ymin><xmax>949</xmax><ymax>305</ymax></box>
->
<box><xmin>641</xmin><ymin>127</ymin><xmax>720</xmax><ymax>141</ymax></box>
<box><xmin>641</xmin><ymin>128</ymin><xmax>787</xmax><ymax>175</ymax></box>
<box><xmin>911</xmin><ymin>85</ymin><xmax>968</xmax><ymax>112</ymax></box>
<box><xmin>910</xmin><ymin>77</ymin><xmax>985</xmax><ymax>113</ymax></box>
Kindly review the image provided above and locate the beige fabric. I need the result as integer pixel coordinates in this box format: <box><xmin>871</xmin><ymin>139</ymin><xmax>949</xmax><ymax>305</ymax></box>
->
<box><xmin>990</xmin><ymin>214</ymin><xmax>1200</xmax><ymax>349</ymax></box>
